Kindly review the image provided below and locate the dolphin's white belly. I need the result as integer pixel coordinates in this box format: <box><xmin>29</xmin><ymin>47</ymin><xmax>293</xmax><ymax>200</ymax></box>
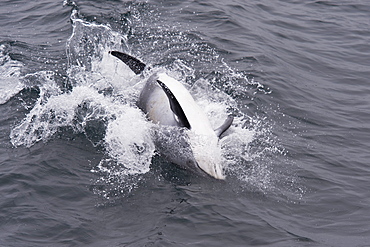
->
<box><xmin>156</xmin><ymin>73</ymin><xmax>216</xmax><ymax>137</ymax></box>
<box><xmin>145</xmin><ymin>88</ymin><xmax>178</xmax><ymax>126</ymax></box>
<box><xmin>138</xmin><ymin>74</ymin><xmax>178</xmax><ymax>126</ymax></box>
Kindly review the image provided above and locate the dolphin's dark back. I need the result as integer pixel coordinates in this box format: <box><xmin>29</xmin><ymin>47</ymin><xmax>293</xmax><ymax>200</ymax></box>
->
<box><xmin>109</xmin><ymin>51</ymin><xmax>146</xmax><ymax>75</ymax></box>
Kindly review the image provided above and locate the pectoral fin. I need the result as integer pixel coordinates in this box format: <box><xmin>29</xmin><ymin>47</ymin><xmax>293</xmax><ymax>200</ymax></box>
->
<box><xmin>156</xmin><ymin>80</ymin><xmax>191</xmax><ymax>129</ymax></box>
<box><xmin>215</xmin><ymin>116</ymin><xmax>233</xmax><ymax>138</ymax></box>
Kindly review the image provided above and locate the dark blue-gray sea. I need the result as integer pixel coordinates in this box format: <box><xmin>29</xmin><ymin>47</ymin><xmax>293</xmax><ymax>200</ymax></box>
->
<box><xmin>1</xmin><ymin>0</ymin><xmax>369</xmax><ymax>246</ymax></box>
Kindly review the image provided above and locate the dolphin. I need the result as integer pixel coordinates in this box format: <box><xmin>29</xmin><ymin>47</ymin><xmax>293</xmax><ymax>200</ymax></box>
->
<box><xmin>109</xmin><ymin>51</ymin><xmax>233</xmax><ymax>179</ymax></box>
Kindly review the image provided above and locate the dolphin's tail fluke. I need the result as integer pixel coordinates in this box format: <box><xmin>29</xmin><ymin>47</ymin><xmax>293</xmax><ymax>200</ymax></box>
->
<box><xmin>109</xmin><ymin>51</ymin><xmax>146</xmax><ymax>75</ymax></box>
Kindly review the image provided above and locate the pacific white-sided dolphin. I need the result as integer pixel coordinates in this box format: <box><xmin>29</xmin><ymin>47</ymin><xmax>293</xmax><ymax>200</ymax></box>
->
<box><xmin>109</xmin><ymin>51</ymin><xmax>233</xmax><ymax>179</ymax></box>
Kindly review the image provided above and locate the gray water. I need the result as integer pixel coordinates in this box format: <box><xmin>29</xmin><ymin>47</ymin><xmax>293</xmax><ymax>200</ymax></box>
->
<box><xmin>1</xmin><ymin>0</ymin><xmax>370</xmax><ymax>246</ymax></box>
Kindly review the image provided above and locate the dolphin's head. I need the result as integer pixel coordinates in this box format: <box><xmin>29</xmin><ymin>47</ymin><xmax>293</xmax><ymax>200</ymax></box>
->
<box><xmin>154</xmin><ymin>127</ymin><xmax>225</xmax><ymax>179</ymax></box>
<box><xmin>188</xmin><ymin>132</ymin><xmax>225</xmax><ymax>180</ymax></box>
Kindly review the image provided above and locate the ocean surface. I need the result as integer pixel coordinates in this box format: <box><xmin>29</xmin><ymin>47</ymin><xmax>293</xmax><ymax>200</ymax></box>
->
<box><xmin>1</xmin><ymin>0</ymin><xmax>369</xmax><ymax>246</ymax></box>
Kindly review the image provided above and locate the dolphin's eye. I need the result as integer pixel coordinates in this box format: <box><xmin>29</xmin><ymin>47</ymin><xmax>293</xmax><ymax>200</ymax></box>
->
<box><xmin>187</xmin><ymin>160</ymin><xmax>194</xmax><ymax>166</ymax></box>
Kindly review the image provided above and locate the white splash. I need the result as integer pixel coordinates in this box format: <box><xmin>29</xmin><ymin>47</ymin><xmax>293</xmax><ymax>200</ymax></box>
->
<box><xmin>0</xmin><ymin>44</ymin><xmax>24</xmax><ymax>105</ymax></box>
<box><xmin>103</xmin><ymin>107</ymin><xmax>155</xmax><ymax>175</ymax></box>
<box><xmin>10</xmin><ymin>13</ymin><xmax>155</xmax><ymax>177</ymax></box>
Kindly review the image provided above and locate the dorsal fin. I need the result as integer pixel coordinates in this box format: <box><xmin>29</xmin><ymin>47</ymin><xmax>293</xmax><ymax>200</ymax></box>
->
<box><xmin>156</xmin><ymin>79</ymin><xmax>191</xmax><ymax>129</ymax></box>
<box><xmin>215</xmin><ymin>116</ymin><xmax>233</xmax><ymax>138</ymax></box>
<box><xmin>109</xmin><ymin>51</ymin><xmax>146</xmax><ymax>75</ymax></box>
